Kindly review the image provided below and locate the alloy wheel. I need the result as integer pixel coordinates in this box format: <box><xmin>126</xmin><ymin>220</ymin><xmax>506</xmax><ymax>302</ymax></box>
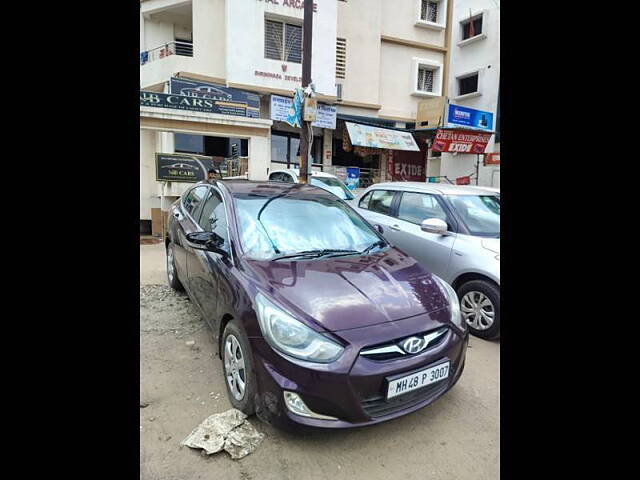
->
<box><xmin>224</xmin><ymin>334</ymin><xmax>246</xmax><ymax>401</ymax></box>
<box><xmin>461</xmin><ymin>291</ymin><xmax>495</xmax><ymax>330</ymax></box>
<box><xmin>167</xmin><ymin>245</ymin><xmax>175</xmax><ymax>283</ymax></box>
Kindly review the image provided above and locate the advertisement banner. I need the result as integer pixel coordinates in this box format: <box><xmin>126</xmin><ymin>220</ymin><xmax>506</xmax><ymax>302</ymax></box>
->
<box><xmin>447</xmin><ymin>104</ymin><xmax>494</xmax><ymax>131</ymax></box>
<box><xmin>432</xmin><ymin>129</ymin><xmax>492</xmax><ymax>154</ymax></box>
<box><xmin>141</xmin><ymin>91</ymin><xmax>258</xmax><ymax>118</ymax></box>
<box><xmin>270</xmin><ymin>95</ymin><xmax>337</xmax><ymax>129</ymax></box>
<box><xmin>155</xmin><ymin>153</ymin><xmax>216</xmax><ymax>183</ymax></box>
<box><xmin>345</xmin><ymin>122</ymin><xmax>419</xmax><ymax>151</ymax></box>
<box><xmin>169</xmin><ymin>77</ymin><xmax>261</xmax><ymax>118</ymax></box>
<box><xmin>387</xmin><ymin>146</ymin><xmax>427</xmax><ymax>182</ymax></box>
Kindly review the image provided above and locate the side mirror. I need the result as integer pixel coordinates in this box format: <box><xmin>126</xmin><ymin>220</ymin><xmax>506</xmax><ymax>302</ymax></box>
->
<box><xmin>421</xmin><ymin>218</ymin><xmax>449</xmax><ymax>235</ymax></box>
<box><xmin>374</xmin><ymin>224</ymin><xmax>384</xmax><ymax>234</ymax></box>
<box><xmin>186</xmin><ymin>232</ymin><xmax>228</xmax><ymax>256</ymax></box>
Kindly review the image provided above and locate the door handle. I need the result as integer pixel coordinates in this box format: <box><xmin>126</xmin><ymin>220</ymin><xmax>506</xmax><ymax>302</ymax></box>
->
<box><xmin>173</xmin><ymin>210</ymin><xmax>184</xmax><ymax>220</ymax></box>
<box><xmin>389</xmin><ymin>224</ymin><xmax>401</xmax><ymax>231</ymax></box>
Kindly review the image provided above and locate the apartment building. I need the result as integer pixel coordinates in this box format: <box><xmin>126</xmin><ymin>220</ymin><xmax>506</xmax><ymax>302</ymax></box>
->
<box><xmin>438</xmin><ymin>0</ymin><xmax>500</xmax><ymax>187</ymax></box>
<box><xmin>139</xmin><ymin>0</ymin><xmax>456</xmax><ymax>232</ymax></box>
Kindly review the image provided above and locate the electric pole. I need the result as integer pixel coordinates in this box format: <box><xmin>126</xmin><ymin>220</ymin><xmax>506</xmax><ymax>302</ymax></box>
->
<box><xmin>298</xmin><ymin>0</ymin><xmax>314</xmax><ymax>184</ymax></box>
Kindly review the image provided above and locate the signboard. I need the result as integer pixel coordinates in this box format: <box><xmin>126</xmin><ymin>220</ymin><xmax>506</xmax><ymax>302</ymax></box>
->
<box><xmin>432</xmin><ymin>129</ymin><xmax>492</xmax><ymax>154</ymax></box>
<box><xmin>484</xmin><ymin>153</ymin><xmax>501</xmax><ymax>165</ymax></box>
<box><xmin>155</xmin><ymin>153</ymin><xmax>216</xmax><ymax>183</ymax></box>
<box><xmin>416</xmin><ymin>97</ymin><xmax>446</xmax><ymax>128</ymax></box>
<box><xmin>345</xmin><ymin>122</ymin><xmax>419</xmax><ymax>151</ymax></box>
<box><xmin>303</xmin><ymin>97</ymin><xmax>318</xmax><ymax>122</ymax></box>
<box><xmin>141</xmin><ymin>91</ymin><xmax>259</xmax><ymax>118</ymax></box>
<box><xmin>456</xmin><ymin>176</ymin><xmax>471</xmax><ymax>185</ymax></box>
<box><xmin>387</xmin><ymin>146</ymin><xmax>427</xmax><ymax>182</ymax></box>
<box><xmin>270</xmin><ymin>95</ymin><xmax>337</xmax><ymax>129</ymax></box>
<box><xmin>447</xmin><ymin>104</ymin><xmax>494</xmax><ymax>131</ymax></box>
<box><xmin>169</xmin><ymin>77</ymin><xmax>260</xmax><ymax>118</ymax></box>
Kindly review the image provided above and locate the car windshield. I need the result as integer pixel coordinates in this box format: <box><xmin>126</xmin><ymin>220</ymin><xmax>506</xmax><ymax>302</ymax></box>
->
<box><xmin>447</xmin><ymin>195</ymin><xmax>500</xmax><ymax>237</ymax></box>
<box><xmin>310</xmin><ymin>176</ymin><xmax>354</xmax><ymax>201</ymax></box>
<box><xmin>234</xmin><ymin>192</ymin><xmax>380</xmax><ymax>260</ymax></box>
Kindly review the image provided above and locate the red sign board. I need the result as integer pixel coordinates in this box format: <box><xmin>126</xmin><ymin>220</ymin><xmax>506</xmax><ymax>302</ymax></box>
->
<box><xmin>456</xmin><ymin>176</ymin><xmax>471</xmax><ymax>185</ymax></box>
<box><xmin>432</xmin><ymin>129</ymin><xmax>492</xmax><ymax>154</ymax></box>
<box><xmin>387</xmin><ymin>145</ymin><xmax>427</xmax><ymax>182</ymax></box>
<box><xmin>484</xmin><ymin>153</ymin><xmax>500</xmax><ymax>165</ymax></box>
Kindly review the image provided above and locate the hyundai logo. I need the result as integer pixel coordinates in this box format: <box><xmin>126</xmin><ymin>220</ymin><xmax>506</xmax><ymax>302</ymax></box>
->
<box><xmin>401</xmin><ymin>336</ymin><xmax>426</xmax><ymax>354</ymax></box>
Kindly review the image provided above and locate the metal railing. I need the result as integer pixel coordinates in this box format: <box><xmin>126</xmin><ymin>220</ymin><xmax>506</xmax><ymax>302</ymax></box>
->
<box><xmin>140</xmin><ymin>41</ymin><xmax>193</xmax><ymax>65</ymax></box>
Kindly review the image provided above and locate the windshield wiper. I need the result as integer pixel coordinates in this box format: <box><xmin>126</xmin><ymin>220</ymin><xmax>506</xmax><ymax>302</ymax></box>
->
<box><xmin>272</xmin><ymin>249</ymin><xmax>360</xmax><ymax>261</ymax></box>
<box><xmin>359</xmin><ymin>240</ymin><xmax>386</xmax><ymax>256</ymax></box>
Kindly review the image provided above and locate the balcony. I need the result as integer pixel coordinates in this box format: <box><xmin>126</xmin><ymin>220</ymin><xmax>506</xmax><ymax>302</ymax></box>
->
<box><xmin>140</xmin><ymin>41</ymin><xmax>193</xmax><ymax>66</ymax></box>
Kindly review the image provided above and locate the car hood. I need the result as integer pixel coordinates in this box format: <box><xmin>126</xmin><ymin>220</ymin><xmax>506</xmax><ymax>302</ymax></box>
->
<box><xmin>481</xmin><ymin>238</ymin><xmax>500</xmax><ymax>254</ymax></box>
<box><xmin>246</xmin><ymin>247</ymin><xmax>449</xmax><ymax>332</ymax></box>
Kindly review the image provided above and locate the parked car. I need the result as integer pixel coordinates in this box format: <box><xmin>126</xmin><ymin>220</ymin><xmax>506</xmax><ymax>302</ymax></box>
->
<box><xmin>268</xmin><ymin>168</ymin><xmax>355</xmax><ymax>203</ymax></box>
<box><xmin>355</xmin><ymin>182</ymin><xmax>500</xmax><ymax>339</ymax></box>
<box><xmin>166</xmin><ymin>180</ymin><xmax>468</xmax><ymax>430</ymax></box>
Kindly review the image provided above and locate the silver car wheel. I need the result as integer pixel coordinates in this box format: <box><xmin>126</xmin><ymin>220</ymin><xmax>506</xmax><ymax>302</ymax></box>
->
<box><xmin>167</xmin><ymin>245</ymin><xmax>175</xmax><ymax>283</ymax></box>
<box><xmin>461</xmin><ymin>291</ymin><xmax>495</xmax><ymax>331</ymax></box>
<box><xmin>224</xmin><ymin>335</ymin><xmax>246</xmax><ymax>401</ymax></box>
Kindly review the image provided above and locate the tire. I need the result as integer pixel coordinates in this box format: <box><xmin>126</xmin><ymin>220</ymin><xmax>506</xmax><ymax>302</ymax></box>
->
<box><xmin>457</xmin><ymin>279</ymin><xmax>500</xmax><ymax>340</ymax></box>
<box><xmin>221</xmin><ymin>320</ymin><xmax>257</xmax><ymax>415</ymax></box>
<box><xmin>166</xmin><ymin>241</ymin><xmax>184</xmax><ymax>291</ymax></box>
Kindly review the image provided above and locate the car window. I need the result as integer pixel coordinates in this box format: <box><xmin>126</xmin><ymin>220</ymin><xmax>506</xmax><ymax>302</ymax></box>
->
<box><xmin>448</xmin><ymin>195</ymin><xmax>500</xmax><ymax>237</ymax></box>
<box><xmin>397</xmin><ymin>192</ymin><xmax>448</xmax><ymax>225</ymax></box>
<box><xmin>310</xmin><ymin>176</ymin><xmax>354</xmax><ymax>200</ymax></box>
<box><xmin>368</xmin><ymin>190</ymin><xmax>394</xmax><ymax>216</ymax></box>
<box><xmin>358</xmin><ymin>192</ymin><xmax>373</xmax><ymax>209</ymax></box>
<box><xmin>281</xmin><ymin>173</ymin><xmax>294</xmax><ymax>182</ymax></box>
<box><xmin>198</xmin><ymin>190</ymin><xmax>229</xmax><ymax>242</ymax></box>
<box><xmin>182</xmin><ymin>186</ymin><xmax>208</xmax><ymax>216</ymax></box>
<box><xmin>269</xmin><ymin>172</ymin><xmax>281</xmax><ymax>181</ymax></box>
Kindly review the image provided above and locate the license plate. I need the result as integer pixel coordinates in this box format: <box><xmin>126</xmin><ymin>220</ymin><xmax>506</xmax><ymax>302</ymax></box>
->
<box><xmin>386</xmin><ymin>361</ymin><xmax>450</xmax><ymax>399</ymax></box>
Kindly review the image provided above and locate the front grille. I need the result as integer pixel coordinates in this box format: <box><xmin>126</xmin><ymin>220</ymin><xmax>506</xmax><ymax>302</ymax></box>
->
<box><xmin>359</xmin><ymin>327</ymin><xmax>449</xmax><ymax>361</ymax></box>
<box><xmin>361</xmin><ymin>379</ymin><xmax>448</xmax><ymax>418</ymax></box>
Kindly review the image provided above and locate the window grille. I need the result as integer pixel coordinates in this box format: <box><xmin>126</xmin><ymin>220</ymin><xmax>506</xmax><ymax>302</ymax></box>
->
<box><xmin>417</xmin><ymin>66</ymin><xmax>434</xmax><ymax>92</ymax></box>
<box><xmin>421</xmin><ymin>0</ymin><xmax>439</xmax><ymax>23</ymax></box>
<box><xmin>265</xmin><ymin>19</ymin><xmax>302</xmax><ymax>63</ymax></box>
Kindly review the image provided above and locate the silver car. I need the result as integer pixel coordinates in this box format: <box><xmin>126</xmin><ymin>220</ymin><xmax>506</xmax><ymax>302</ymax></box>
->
<box><xmin>355</xmin><ymin>182</ymin><xmax>500</xmax><ymax>339</ymax></box>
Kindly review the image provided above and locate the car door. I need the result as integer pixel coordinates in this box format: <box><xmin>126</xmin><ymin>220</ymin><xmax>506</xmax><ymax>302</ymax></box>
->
<box><xmin>355</xmin><ymin>189</ymin><xmax>398</xmax><ymax>233</ymax></box>
<box><xmin>173</xmin><ymin>186</ymin><xmax>208</xmax><ymax>286</ymax></box>
<box><xmin>186</xmin><ymin>187</ymin><xmax>233</xmax><ymax>326</ymax></box>
<box><xmin>385</xmin><ymin>191</ymin><xmax>457</xmax><ymax>278</ymax></box>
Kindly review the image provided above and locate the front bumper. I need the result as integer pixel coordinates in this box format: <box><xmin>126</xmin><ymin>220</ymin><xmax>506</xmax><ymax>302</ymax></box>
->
<box><xmin>249</xmin><ymin>309</ymin><xmax>469</xmax><ymax>430</ymax></box>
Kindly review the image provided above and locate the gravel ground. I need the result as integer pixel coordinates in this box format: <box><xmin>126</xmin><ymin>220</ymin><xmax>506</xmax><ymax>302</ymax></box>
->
<box><xmin>140</xmin><ymin>243</ymin><xmax>499</xmax><ymax>480</ymax></box>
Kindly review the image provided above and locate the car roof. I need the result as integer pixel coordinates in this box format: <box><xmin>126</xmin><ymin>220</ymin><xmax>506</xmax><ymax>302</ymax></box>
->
<box><xmin>270</xmin><ymin>168</ymin><xmax>337</xmax><ymax>179</ymax></box>
<box><xmin>365</xmin><ymin>182</ymin><xmax>497</xmax><ymax>196</ymax></box>
<box><xmin>215</xmin><ymin>179</ymin><xmax>339</xmax><ymax>199</ymax></box>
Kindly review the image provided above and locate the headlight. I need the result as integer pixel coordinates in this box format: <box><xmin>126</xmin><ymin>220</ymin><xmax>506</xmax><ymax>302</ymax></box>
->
<box><xmin>255</xmin><ymin>293</ymin><xmax>344</xmax><ymax>363</ymax></box>
<box><xmin>433</xmin><ymin>276</ymin><xmax>465</xmax><ymax>331</ymax></box>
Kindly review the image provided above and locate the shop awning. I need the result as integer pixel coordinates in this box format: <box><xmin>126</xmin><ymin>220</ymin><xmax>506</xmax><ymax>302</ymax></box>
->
<box><xmin>345</xmin><ymin>122</ymin><xmax>420</xmax><ymax>151</ymax></box>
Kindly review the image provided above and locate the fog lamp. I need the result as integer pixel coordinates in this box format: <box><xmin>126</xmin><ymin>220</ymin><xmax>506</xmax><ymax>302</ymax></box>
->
<box><xmin>283</xmin><ymin>391</ymin><xmax>338</xmax><ymax>421</ymax></box>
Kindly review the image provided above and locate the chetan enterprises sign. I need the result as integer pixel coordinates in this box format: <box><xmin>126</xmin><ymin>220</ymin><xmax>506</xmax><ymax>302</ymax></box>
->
<box><xmin>141</xmin><ymin>91</ymin><xmax>259</xmax><ymax>118</ymax></box>
<box><xmin>155</xmin><ymin>153</ymin><xmax>216</xmax><ymax>183</ymax></box>
<box><xmin>432</xmin><ymin>129</ymin><xmax>492</xmax><ymax>154</ymax></box>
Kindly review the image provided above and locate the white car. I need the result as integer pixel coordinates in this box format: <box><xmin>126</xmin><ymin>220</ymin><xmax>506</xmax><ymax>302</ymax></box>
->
<box><xmin>355</xmin><ymin>182</ymin><xmax>500</xmax><ymax>339</ymax></box>
<box><xmin>268</xmin><ymin>168</ymin><xmax>356</xmax><ymax>203</ymax></box>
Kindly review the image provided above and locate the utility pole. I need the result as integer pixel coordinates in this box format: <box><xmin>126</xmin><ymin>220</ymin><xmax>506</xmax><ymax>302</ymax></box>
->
<box><xmin>298</xmin><ymin>0</ymin><xmax>314</xmax><ymax>184</ymax></box>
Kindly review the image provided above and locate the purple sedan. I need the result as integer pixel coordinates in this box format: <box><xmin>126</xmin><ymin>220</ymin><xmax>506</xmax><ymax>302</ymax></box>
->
<box><xmin>166</xmin><ymin>180</ymin><xmax>468</xmax><ymax>430</ymax></box>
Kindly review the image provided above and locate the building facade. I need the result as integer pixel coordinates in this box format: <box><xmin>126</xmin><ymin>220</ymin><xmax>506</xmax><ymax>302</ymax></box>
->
<box><xmin>438</xmin><ymin>0</ymin><xmax>500</xmax><ymax>187</ymax></box>
<box><xmin>139</xmin><ymin>0</ymin><xmax>460</xmax><ymax>233</ymax></box>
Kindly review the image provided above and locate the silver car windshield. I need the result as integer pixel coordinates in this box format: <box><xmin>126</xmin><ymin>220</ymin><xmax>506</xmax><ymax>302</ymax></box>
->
<box><xmin>234</xmin><ymin>195</ymin><xmax>378</xmax><ymax>260</ymax></box>
<box><xmin>448</xmin><ymin>195</ymin><xmax>500</xmax><ymax>237</ymax></box>
<box><xmin>309</xmin><ymin>176</ymin><xmax>354</xmax><ymax>201</ymax></box>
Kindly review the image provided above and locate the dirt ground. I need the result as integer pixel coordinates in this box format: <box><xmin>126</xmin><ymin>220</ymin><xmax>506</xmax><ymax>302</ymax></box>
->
<box><xmin>140</xmin><ymin>242</ymin><xmax>500</xmax><ymax>480</ymax></box>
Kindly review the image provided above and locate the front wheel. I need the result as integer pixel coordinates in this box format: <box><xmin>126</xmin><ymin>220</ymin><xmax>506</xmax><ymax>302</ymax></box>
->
<box><xmin>222</xmin><ymin>320</ymin><xmax>257</xmax><ymax>415</ymax></box>
<box><xmin>458</xmin><ymin>280</ymin><xmax>500</xmax><ymax>340</ymax></box>
<box><xmin>166</xmin><ymin>242</ymin><xmax>184</xmax><ymax>291</ymax></box>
